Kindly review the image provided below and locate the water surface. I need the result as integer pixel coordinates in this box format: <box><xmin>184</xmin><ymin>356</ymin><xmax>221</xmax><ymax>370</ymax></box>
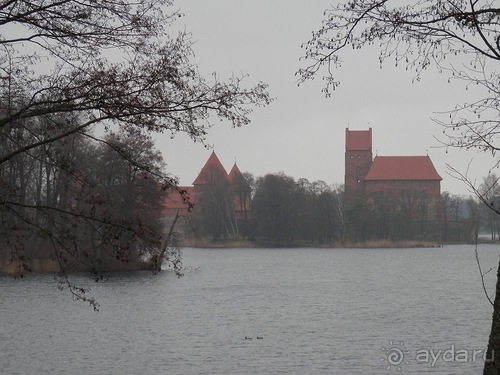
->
<box><xmin>1</xmin><ymin>244</ymin><xmax>497</xmax><ymax>374</ymax></box>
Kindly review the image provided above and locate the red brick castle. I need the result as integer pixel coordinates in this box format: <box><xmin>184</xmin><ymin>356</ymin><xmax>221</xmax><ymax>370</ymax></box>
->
<box><xmin>345</xmin><ymin>128</ymin><xmax>442</xmax><ymax>201</ymax></box>
<box><xmin>162</xmin><ymin>151</ymin><xmax>251</xmax><ymax>219</ymax></box>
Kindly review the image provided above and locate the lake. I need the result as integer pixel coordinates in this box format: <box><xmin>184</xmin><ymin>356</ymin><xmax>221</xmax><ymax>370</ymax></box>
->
<box><xmin>0</xmin><ymin>244</ymin><xmax>498</xmax><ymax>374</ymax></box>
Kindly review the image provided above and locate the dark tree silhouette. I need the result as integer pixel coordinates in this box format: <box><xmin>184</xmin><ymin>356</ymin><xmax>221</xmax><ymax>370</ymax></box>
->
<box><xmin>0</xmin><ymin>0</ymin><xmax>271</xmax><ymax>307</ymax></box>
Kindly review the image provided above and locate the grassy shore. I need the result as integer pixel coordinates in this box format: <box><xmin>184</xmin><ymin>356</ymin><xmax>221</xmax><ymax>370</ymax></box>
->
<box><xmin>180</xmin><ymin>238</ymin><xmax>443</xmax><ymax>249</ymax></box>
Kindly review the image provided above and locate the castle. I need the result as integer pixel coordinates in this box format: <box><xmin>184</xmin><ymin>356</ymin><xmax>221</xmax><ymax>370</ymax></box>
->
<box><xmin>163</xmin><ymin>128</ymin><xmax>442</xmax><ymax>217</ymax></box>
<box><xmin>344</xmin><ymin>128</ymin><xmax>442</xmax><ymax>201</ymax></box>
<box><xmin>162</xmin><ymin>151</ymin><xmax>251</xmax><ymax>219</ymax></box>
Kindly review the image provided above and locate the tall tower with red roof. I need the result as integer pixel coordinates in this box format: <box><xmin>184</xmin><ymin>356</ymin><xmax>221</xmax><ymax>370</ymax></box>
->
<box><xmin>192</xmin><ymin>151</ymin><xmax>229</xmax><ymax>186</ymax></box>
<box><xmin>345</xmin><ymin>128</ymin><xmax>373</xmax><ymax>200</ymax></box>
<box><xmin>228</xmin><ymin>162</ymin><xmax>251</xmax><ymax>221</ymax></box>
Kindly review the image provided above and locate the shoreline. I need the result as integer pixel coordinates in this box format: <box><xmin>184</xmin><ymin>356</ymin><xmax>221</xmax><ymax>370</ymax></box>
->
<box><xmin>179</xmin><ymin>239</ymin><xmax>481</xmax><ymax>249</ymax></box>
<box><xmin>2</xmin><ymin>240</ymin><xmax>495</xmax><ymax>275</ymax></box>
<box><xmin>180</xmin><ymin>238</ymin><xmax>500</xmax><ymax>249</ymax></box>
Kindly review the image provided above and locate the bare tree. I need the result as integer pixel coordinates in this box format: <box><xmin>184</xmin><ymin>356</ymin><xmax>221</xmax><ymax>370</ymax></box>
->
<box><xmin>299</xmin><ymin>1</ymin><xmax>500</xmax><ymax>373</ymax></box>
<box><xmin>480</xmin><ymin>173</ymin><xmax>500</xmax><ymax>239</ymax></box>
<box><xmin>0</xmin><ymin>1</ymin><xmax>271</xmax><ymax>307</ymax></box>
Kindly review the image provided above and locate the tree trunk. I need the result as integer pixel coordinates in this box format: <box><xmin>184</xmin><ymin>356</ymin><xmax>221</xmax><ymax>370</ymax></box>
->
<box><xmin>483</xmin><ymin>257</ymin><xmax>500</xmax><ymax>374</ymax></box>
<box><xmin>154</xmin><ymin>211</ymin><xmax>180</xmax><ymax>271</ymax></box>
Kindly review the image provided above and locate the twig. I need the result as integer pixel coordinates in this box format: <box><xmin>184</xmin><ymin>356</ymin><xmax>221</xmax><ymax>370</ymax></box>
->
<box><xmin>474</xmin><ymin>240</ymin><xmax>495</xmax><ymax>306</ymax></box>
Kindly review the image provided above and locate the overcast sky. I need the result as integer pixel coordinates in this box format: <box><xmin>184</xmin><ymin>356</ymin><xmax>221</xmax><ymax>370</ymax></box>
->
<box><xmin>158</xmin><ymin>0</ymin><xmax>496</xmax><ymax>196</ymax></box>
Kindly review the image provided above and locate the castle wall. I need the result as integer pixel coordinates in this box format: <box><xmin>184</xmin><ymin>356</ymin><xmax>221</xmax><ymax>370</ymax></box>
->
<box><xmin>365</xmin><ymin>179</ymin><xmax>441</xmax><ymax>200</ymax></box>
<box><xmin>344</xmin><ymin>128</ymin><xmax>441</xmax><ymax>202</ymax></box>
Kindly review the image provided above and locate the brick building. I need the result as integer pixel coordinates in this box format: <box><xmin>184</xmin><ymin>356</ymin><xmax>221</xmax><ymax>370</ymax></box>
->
<box><xmin>162</xmin><ymin>151</ymin><xmax>251</xmax><ymax>220</ymax></box>
<box><xmin>344</xmin><ymin>128</ymin><xmax>442</xmax><ymax>201</ymax></box>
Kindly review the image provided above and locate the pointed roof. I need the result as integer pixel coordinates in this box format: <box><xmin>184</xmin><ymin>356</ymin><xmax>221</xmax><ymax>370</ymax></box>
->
<box><xmin>228</xmin><ymin>163</ymin><xmax>243</xmax><ymax>183</ymax></box>
<box><xmin>364</xmin><ymin>156</ymin><xmax>442</xmax><ymax>181</ymax></box>
<box><xmin>192</xmin><ymin>151</ymin><xmax>228</xmax><ymax>185</ymax></box>
<box><xmin>346</xmin><ymin>128</ymin><xmax>372</xmax><ymax>151</ymax></box>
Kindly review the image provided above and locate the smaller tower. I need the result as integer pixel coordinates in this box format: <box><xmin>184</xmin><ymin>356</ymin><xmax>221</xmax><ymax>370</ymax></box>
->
<box><xmin>344</xmin><ymin>128</ymin><xmax>373</xmax><ymax>201</ymax></box>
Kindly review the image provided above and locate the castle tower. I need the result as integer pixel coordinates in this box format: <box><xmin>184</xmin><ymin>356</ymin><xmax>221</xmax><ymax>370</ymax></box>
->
<box><xmin>229</xmin><ymin>163</ymin><xmax>252</xmax><ymax>219</ymax></box>
<box><xmin>192</xmin><ymin>151</ymin><xmax>228</xmax><ymax>186</ymax></box>
<box><xmin>345</xmin><ymin>128</ymin><xmax>373</xmax><ymax>201</ymax></box>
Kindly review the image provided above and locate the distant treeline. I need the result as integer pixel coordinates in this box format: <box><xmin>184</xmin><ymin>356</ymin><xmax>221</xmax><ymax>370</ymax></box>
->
<box><xmin>183</xmin><ymin>172</ymin><xmax>490</xmax><ymax>245</ymax></box>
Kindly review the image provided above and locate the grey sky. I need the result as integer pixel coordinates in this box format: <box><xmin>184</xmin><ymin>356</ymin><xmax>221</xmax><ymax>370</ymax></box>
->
<box><xmin>159</xmin><ymin>0</ymin><xmax>495</xmax><ymax>196</ymax></box>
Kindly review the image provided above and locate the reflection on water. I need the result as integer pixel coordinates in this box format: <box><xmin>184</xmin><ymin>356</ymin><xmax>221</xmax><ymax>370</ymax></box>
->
<box><xmin>0</xmin><ymin>244</ymin><xmax>497</xmax><ymax>374</ymax></box>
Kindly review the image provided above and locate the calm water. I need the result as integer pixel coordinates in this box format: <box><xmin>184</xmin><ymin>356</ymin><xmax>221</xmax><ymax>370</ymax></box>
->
<box><xmin>1</xmin><ymin>244</ymin><xmax>498</xmax><ymax>374</ymax></box>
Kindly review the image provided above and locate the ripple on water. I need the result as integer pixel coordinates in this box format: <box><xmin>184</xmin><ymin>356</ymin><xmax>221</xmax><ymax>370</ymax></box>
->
<box><xmin>0</xmin><ymin>244</ymin><xmax>496</xmax><ymax>374</ymax></box>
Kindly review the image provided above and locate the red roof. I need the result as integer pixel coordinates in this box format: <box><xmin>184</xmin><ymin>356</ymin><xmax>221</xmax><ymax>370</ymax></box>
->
<box><xmin>192</xmin><ymin>151</ymin><xmax>228</xmax><ymax>185</ymax></box>
<box><xmin>346</xmin><ymin>128</ymin><xmax>372</xmax><ymax>151</ymax></box>
<box><xmin>162</xmin><ymin>186</ymin><xmax>194</xmax><ymax>210</ymax></box>
<box><xmin>228</xmin><ymin>163</ymin><xmax>242</xmax><ymax>182</ymax></box>
<box><xmin>364</xmin><ymin>156</ymin><xmax>442</xmax><ymax>181</ymax></box>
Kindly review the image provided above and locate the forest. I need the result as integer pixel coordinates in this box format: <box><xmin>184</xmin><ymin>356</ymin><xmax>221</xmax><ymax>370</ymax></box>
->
<box><xmin>177</xmin><ymin>170</ymin><xmax>496</xmax><ymax>247</ymax></box>
<box><xmin>0</xmin><ymin>0</ymin><xmax>270</xmax><ymax>303</ymax></box>
<box><xmin>0</xmin><ymin>125</ymin><xmax>170</xmax><ymax>274</ymax></box>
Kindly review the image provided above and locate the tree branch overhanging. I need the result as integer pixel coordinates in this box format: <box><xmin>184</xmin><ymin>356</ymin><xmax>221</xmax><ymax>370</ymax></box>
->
<box><xmin>0</xmin><ymin>0</ymin><xmax>271</xmax><ymax>306</ymax></box>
